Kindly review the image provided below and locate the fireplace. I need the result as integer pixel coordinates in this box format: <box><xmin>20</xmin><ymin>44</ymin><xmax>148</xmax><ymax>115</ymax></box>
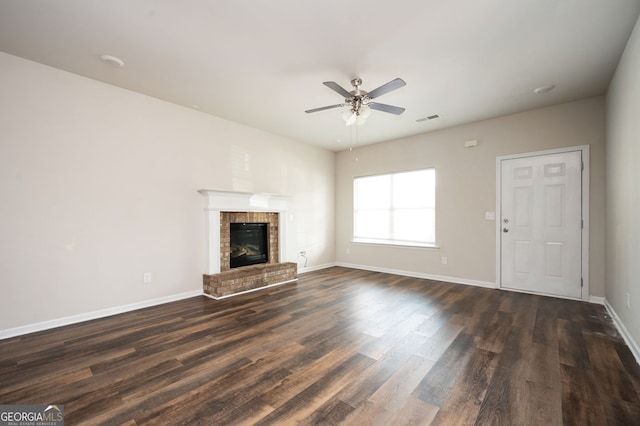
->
<box><xmin>199</xmin><ymin>190</ymin><xmax>297</xmax><ymax>299</ymax></box>
<box><xmin>230</xmin><ymin>222</ymin><xmax>268</xmax><ymax>268</ymax></box>
<box><xmin>219</xmin><ymin>211</ymin><xmax>279</xmax><ymax>272</ymax></box>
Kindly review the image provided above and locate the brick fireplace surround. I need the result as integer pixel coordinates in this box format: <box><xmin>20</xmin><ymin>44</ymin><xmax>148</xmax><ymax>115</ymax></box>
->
<box><xmin>199</xmin><ymin>190</ymin><xmax>297</xmax><ymax>299</ymax></box>
<box><xmin>219</xmin><ymin>211</ymin><xmax>279</xmax><ymax>272</ymax></box>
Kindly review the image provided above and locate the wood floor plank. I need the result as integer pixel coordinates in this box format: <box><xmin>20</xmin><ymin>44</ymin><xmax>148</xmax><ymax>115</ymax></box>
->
<box><xmin>510</xmin><ymin>293</ymin><xmax>539</xmax><ymax>333</ymax></box>
<box><xmin>412</xmin><ymin>332</ymin><xmax>475</xmax><ymax>406</ymax></box>
<box><xmin>200</xmin><ymin>394</ymin><xmax>274</xmax><ymax>426</ymax></box>
<box><xmin>560</xmin><ymin>363</ymin><xmax>608</xmax><ymax>425</ymax></box>
<box><xmin>390</xmin><ymin>395</ymin><xmax>440</xmax><ymax>426</ymax></box>
<box><xmin>0</xmin><ymin>266</ymin><xmax>638</xmax><ymax>425</ymax></box>
<box><xmin>297</xmin><ymin>396</ymin><xmax>355</xmax><ymax>426</ymax></box>
<box><xmin>259</xmin><ymin>332</ymin><xmax>372</xmax><ymax>408</ymax></box>
<box><xmin>344</xmin><ymin>355</ymin><xmax>436</xmax><ymax>425</ymax></box>
<box><xmin>583</xmin><ymin>332</ymin><xmax>639</xmax><ymax>403</ymax></box>
<box><xmin>614</xmin><ymin>340</ymin><xmax>640</xmax><ymax>397</ymax></box>
<box><xmin>474</xmin><ymin>364</ymin><xmax>514</xmax><ymax>425</ymax></box>
<box><xmin>518</xmin><ymin>342</ymin><xmax>563</xmax><ymax>424</ymax></box>
<box><xmin>474</xmin><ymin>310</ymin><xmax>515</xmax><ymax>354</ymax></box>
<box><xmin>600</xmin><ymin>394</ymin><xmax>640</xmax><ymax>425</ymax></box>
<box><xmin>558</xmin><ymin>318</ymin><xmax>592</xmax><ymax>369</ymax></box>
<box><xmin>253</xmin><ymin>353</ymin><xmax>376</xmax><ymax>425</ymax></box>
<box><xmin>339</xmin><ymin>332</ymin><xmax>430</xmax><ymax>408</ymax></box>
<box><xmin>414</xmin><ymin>321</ymin><xmax>464</xmax><ymax>362</ymax></box>
<box><xmin>474</xmin><ymin>325</ymin><xmax>530</xmax><ymax>425</ymax></box>
<box><xmin>533</xmin><ymin>297</ymin><xmax>560</xmax><ymax>347</ymax></box>
<box><xmin>430</xmin><ymin>348</ymin><xmax>498</xmax><ymax>425</ymax></box>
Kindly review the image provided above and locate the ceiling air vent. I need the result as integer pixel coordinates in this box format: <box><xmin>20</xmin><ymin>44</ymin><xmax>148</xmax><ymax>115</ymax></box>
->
<box><xmin>416</xmin><ymin>113</ymin><xmax>440</xmax><ymax>123</ymax></box>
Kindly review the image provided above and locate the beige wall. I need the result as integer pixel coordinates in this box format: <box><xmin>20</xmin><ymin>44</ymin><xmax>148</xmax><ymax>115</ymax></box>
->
<box><xmin>606</xmin><ymin>16</ymin><xmax>640</xmax><ymax>348</ymax></box>
<box><xmin>0</xmin><ymin>52</ymin><xmax>335</xmax><ymax>331</ymax></box>
<box><xmin>336</xmin><ymin>97</ymin><xmax>606</xmax><ymax>296</ymax></box>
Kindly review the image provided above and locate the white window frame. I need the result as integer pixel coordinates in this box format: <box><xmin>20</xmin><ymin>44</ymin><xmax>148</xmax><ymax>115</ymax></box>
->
<box><xmin>353</xmin><ymin>168</ymin><xmax>436</xmax><ymax>248</ymax></box>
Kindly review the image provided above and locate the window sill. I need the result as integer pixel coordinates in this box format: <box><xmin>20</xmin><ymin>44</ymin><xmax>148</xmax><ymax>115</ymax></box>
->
<box><xmin>352</xmin><ymin>238</ymin><xmax>440</xmax><ymax>250</ymax></box>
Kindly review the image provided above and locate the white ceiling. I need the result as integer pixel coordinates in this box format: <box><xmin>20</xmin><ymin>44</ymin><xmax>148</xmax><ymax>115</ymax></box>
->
<box><xmin>1</xmin><ymin>1</ymin><xmax>639</xmax><ymax>151</ymax></box>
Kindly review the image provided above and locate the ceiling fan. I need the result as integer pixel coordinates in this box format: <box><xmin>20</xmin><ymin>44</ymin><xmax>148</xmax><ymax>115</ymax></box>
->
<box><xmin>305</xmin><ymin>77</ymin><xmax>406</xmax><ymax>126</ymax></box>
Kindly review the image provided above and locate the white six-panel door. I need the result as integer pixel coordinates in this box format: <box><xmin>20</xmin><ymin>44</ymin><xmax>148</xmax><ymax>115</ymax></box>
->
<box><xmin>500</xmin><ymin>150</ymin><xmax>583</xmax><ymax>299</ymax></box>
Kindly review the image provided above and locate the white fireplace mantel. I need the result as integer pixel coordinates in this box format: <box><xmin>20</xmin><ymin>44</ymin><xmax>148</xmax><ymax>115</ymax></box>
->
<box><xmin>198</xmin><ymin>189</ymin><xmax>291</xmax><ymax>275</ymax></box>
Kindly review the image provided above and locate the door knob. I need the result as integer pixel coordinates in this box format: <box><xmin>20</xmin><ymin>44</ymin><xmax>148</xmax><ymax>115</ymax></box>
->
<box><xmin>503</xmin><ymin>228</ymin><xmax>509</xmax><ymax>233</ymax></box>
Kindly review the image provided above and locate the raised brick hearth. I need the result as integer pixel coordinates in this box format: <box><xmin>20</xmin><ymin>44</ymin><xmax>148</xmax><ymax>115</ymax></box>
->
<box><xmin>203</xmin><ymin>262</ymin><xmax>297</xmax><ymax>298</ymax></box>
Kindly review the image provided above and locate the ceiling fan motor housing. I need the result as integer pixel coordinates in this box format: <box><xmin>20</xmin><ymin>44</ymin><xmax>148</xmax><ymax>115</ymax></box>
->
<box><xmin>349</xmin><ymin>78</ymin><xmax>368</xmax><ymax>98</ymax></box>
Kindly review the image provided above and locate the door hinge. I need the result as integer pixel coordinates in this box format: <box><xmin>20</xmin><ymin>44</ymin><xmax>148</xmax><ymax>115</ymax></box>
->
<box><xmin>581</xmin><ymin>219</ymin><xmax>584</xmax><ymax>229</ymax></box>
<box><xmin>581</xmin><ymin>161</ymin><xmax>584</xmax><ymax>171</ymax></box>
<box><xmin>581</xmin><ymin>278</ymin><xmax>583</xmax><ymax>288</ymax></box>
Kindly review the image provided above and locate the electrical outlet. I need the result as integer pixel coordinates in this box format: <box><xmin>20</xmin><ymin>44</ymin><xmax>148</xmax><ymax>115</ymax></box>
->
<box><xmin>441</xmin><ymin>257</ymin><xmax>448</xmax><ymax>265</ymax></box>
<box><xmin>143</xmin><ymin>272</ymin><xmax>152</xmax><ymax>283</ymax></box>
<box><xmin>346</xmin><ymin>248</ymin><xmax>350</xmax><ymax>254</ymax></box>
<box><xmin>627</xmin><ymin>292</ymin><xmax>631</xmax><ymax>309</ymax></box>
<box><xmin>299</xmin><ymin>251</ymin><xmax>306</xmax><ymax>256</ymax></box>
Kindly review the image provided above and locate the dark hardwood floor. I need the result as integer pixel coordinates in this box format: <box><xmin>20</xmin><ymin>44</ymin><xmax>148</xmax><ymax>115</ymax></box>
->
<box><xmin>1</xmin><ymin>267</ymin><xmax>639</xmax><ymax>425</ymax></box>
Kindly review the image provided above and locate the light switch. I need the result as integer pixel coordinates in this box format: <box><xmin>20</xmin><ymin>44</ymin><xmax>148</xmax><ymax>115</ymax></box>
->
<box><xmin>485</xmin><ymin>211</ymin><xmax>496</xmax><ymax>220</ymax></box>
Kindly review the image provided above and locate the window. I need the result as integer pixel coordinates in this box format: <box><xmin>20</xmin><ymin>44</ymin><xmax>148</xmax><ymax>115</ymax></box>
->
<box><xmin>353</xmin><ymin>169</ymin><xmax>435</xmax><ymax>247</ymax></box>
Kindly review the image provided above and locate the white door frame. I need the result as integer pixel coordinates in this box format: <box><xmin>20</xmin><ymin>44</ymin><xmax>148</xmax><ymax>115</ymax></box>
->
<box><xmin>495</xmin><ymin>145</ymin><xmax>590</xmax><ymax>301</ymax></box>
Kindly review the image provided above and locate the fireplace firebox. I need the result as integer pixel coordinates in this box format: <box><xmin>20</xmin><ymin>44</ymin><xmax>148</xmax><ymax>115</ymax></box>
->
<box><xmin>230</xmin><ymin>222</ymin><xmax>268</xmax><ymax>269</ymax></box>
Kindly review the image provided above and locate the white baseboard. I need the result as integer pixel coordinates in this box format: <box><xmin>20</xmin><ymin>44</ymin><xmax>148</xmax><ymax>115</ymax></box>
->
<box><xmin>589</xmin><ymin>295</ymin><xmax>606</xmax><ymax>305</ymax></box>
<box><xmin>298</xmin><ymin>262</ymin><xmax>337</xmax><ymax>274</ymax></box>
<box><xmin>0</xmin><ymin>290</ymin><xmax>202</xmax><ymax>340</ymax></box>
<box><xmin>603</xmin><ymin>299</ymin><xmax>640</xmax><ymax>365</ymax></box>
<box><xmin>335</xmin><ymin>262</ymin><xmax>497</xmax><ymax>289</ymax></box>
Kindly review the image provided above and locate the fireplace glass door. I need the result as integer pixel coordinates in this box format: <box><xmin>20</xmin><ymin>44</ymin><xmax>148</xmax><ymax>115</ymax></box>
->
<box><xmin>229</xmin><ymin>223</ymin><xmax>268</xmax><ymax>268</ymax></box>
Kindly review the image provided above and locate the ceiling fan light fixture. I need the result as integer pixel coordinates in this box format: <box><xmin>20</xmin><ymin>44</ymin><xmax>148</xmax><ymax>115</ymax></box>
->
<box><xmin>356</xmin><ymin>105</ymin><xmax>371</xmax><ymax>126</ymax></box>
<box><xmin>343</xmin><ymin>110</ymin><xmax>357</xmax><ymax>126</ymax></box>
